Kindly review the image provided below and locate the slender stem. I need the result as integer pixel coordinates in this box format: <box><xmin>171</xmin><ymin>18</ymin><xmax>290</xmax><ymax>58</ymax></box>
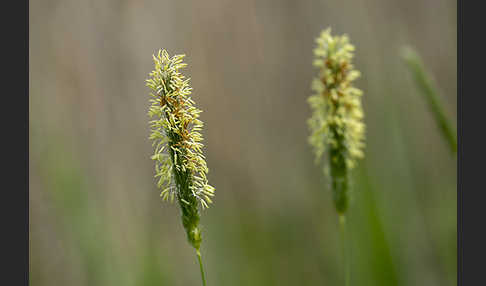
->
<box><xmin>196</xmin><ymin>250</ymin><xmax>207</xmax><ymax>286</ymax></box>
<box><xmin>339</xmin><ymin>215</ymin><xmax>350</xmax><ymax>286</ymax></box>
<box><xmin>401</xmin><ymin>46</ymin><xmax>457</xmax><ymax>154</ymax></box>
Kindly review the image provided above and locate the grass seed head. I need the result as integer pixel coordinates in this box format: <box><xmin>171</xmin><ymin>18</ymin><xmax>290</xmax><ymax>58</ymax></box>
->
<box><xmin>146</xmin><ymin>49</ymin><xmax>215</xmax><ymax>249</ymax></box>
<box><xmin>308</xmin><ymin>29</ymin><xmax>366</xmax><ymax>214</ymax></box>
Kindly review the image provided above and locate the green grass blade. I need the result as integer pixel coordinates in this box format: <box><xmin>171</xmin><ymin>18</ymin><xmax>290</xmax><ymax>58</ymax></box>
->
<box><xmin>401</xmin><ymin>46</ymin><xmax>457</xmax><ymax>154</ymax></box>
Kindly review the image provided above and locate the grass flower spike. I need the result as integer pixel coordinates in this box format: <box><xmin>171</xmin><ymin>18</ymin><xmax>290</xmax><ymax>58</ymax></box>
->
<box><xmin>308</xmin><ymin>28</ymin><xmax>365</xmax><ymax>286</ymax></box>
<box><xmin>308</xmin><ymin>28</ymin><xmax>365</xmax><ymax>214</ymax></box>
<box><xmin>146</xmin><ymin>49</ymin><xmax>214</xmax><ymax>285</ymax></box>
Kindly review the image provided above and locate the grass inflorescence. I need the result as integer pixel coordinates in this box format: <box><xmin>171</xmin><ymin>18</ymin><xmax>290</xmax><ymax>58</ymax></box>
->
<box><xmin>146</xmin><ymin>49</ymin><xmax>215</xmax><ymax>285</ymax></box>
<box><xmin>308</xmin><ymin>28</ymin><xmax>365</xmax><ymax>215</ymax></box>
<box><xmin>308</xmin><ymin>28</ymin><xmax>366</xmax><ymax>286</ymax></box>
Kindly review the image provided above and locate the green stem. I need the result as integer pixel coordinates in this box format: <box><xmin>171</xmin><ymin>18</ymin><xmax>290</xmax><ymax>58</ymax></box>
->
<box><xmin>339</xmin><ymin>215</ymin><xmax>350</xmax><ymax>286</ymax></box>
<box><xmin>401</xmin><ymin>46</ymin><xmax>457</xmax><ymax>154</ymax></box>
<box><xmin>196</xmin><ymin>250</ymin><xmax>207</xmax><ymax>286</ymax></box>
<box><xmin>329</xmin><ymin>126</ymin><xmax>349</xmax><ymax>214</ymax></box>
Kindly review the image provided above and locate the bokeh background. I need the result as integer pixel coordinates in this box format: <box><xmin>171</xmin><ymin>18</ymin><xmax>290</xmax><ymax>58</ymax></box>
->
<box><xmin>29</xmin><ymin>0</ymin><xmax>457</xmax><ymax>285</ymax></box>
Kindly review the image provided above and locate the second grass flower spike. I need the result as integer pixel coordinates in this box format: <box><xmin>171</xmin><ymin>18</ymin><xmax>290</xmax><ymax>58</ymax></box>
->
<box><xmin>308</xmin><ymin>28</ymin><xmax>365</xmax><ymax>214</ymax></box>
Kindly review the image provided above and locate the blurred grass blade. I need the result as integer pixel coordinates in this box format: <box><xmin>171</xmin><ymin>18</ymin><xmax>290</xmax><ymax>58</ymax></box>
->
<box><xmin>355</xmin><ymin>165</ymin><xmax>401</xmax><ymax>286</ymax></box>
<box><xmin>401</xmin><ymin>46</ymin><xmax>457</xmax><ymax>154</ymax></box>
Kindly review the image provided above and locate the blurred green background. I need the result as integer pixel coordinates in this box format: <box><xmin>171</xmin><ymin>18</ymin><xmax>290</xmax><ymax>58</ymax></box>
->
<box><xmin>29</xmin><ymin>0</ymin><xmax>456</xmax><ymax>285</ymax></box>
